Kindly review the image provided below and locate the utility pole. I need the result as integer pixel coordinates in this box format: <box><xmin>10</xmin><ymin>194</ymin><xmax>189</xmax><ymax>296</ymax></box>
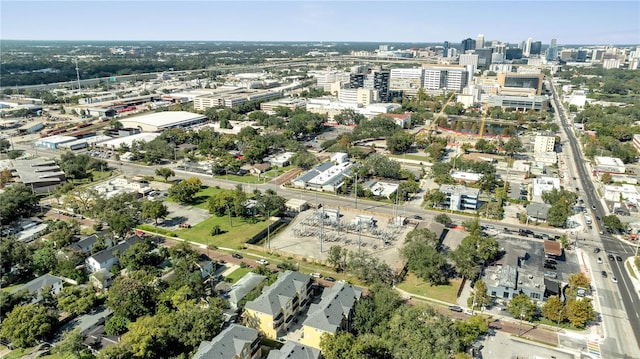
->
<box><xmin>354</xmin><ymin>171</ymin><xmax>358</xmax><ymax>209</ymax></box>
<box><xmin>320</xmin><ymin>207</ymin><xmax>324</xmax><ymax>253</ymax></box>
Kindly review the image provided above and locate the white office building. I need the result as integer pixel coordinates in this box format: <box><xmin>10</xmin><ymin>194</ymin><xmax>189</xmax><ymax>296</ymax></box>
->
<box><xmin>389</xmin><ymin>68</ymin><xmax>424</xmax><ymax>96</ymax></box>
<box><xmin>534</xmin><ymin>135</ymin><xmax>555</xmax><ymax>153</ymax></box>
<box><xmin>439</xmin><ymin>184</ymin><xmax>480</xmax><ymax>211</ymax></box>
<box><xmin>532</xmin><ymin>177</ymin><xmax>561</xmax><ymax>197</ymax></box>
<box><xmin>422</xmin><ymin>65</ymin><xmax>469</xmax><ymax>92</ymax></box>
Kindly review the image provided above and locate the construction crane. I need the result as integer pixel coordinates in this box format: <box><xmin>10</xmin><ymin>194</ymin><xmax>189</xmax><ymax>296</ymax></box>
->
<box><xmin>425</xmin><ymin>92</ymin><xmax>456</xmax><ymax>136</ymax></box>
<box><xmin>478</xmin><ymin>98</ymin><xmax>491</xmax><ymax>138</ymax></box>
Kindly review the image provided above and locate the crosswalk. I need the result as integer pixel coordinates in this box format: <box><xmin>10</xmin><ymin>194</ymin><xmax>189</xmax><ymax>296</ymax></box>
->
<box><xmin>587</xmin><ymin>341</ymin><xmax>601</xmax><ymax>358</ymax></box>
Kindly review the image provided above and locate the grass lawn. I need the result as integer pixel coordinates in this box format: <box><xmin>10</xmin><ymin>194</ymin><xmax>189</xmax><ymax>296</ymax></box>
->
<box><xmin>225</xmin><ymin>266</ymin><xmax>252</xmax><ymax>283</ymax></box>
<box><xmin>397</xmin><ymin>273</ymin><xmax>461</xmax><ymax>304</ymax></box>
<box><xmin>3</xmin><ymin>347</ymin><xmax>32</xmax><ymax>359</ymax></box>
<box><xmin>177</xmin><ymin>215</ymin><xmax>271</xmax><ymax>249</ymax></box>
<box><xmin>627</xmin><ymin>261</ymin><xmax>637</xmax><ymax>279</ymax></box>
<box><xmin>219</xmin><ymin>165</ymin><xmax>295</xmax><ymax>184</ymax></box>
<box><xmin>1</xmin><ymin>283</ymin><xmax>24</xmax><ymax>293</ymax></box>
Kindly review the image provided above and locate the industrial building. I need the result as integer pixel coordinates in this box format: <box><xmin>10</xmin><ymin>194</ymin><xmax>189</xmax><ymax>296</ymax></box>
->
<box><xmin>2</xmin><ymin>159</ymin><xmax>66</xmax><ymax>194</ymax></box>
<box><xmin>98</xmin><ymin>132</ymin><xmax>160</xmax><ymax>150</ymax></box>
<box><xmin>35</xmin><ymin>135</ymin><xmax>77</xmax><ymax>149</ymax></box>
<box><xmin>593</xmin><ymin>156</ymin><xmax>626</xmax><ymax>174</ymax></box>
<box><xmin>118</xmin><ymin>111</ymin><xmax>207</xmax><ymax>132</ymax></box>
<box><xmin>193</xmin><ymin>89</ymin><xmax>281</xmax><ymax>110</ymax></box>
<box><xmin>17</xmin><ymin>121</ymin><xmax>44</xmax><ymax>134</ymax></box>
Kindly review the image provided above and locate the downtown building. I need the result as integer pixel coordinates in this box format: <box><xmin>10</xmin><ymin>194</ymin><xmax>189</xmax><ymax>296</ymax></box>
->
<box><xmin>421</xmin><ymin>65</ymin><xmax>470</xmax><ymax>93</ymax></box>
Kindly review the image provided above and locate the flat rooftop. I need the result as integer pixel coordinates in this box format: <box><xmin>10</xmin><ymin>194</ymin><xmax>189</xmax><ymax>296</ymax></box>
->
<box><xmin>121</xmin><ymin>111</ymin><xmax>205</xmax><ymax>128</ymax></box>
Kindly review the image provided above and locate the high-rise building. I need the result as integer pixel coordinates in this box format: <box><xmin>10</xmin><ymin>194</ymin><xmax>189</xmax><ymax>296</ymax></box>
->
<box><xmin>505</xmin><ymin>48</ymin><xmax>523</xmax><ymax>60</ymax></box>
<box><xmin>421</xmin><ymin>65</ymin><xmax>469</xmax><ymax>92</ymax></box>
<box><xmin>545</xmin><ymin>38</ymin><xmax>558</xmax><ymax>61</ymax></box>
<box><xmin>475</xmin><ymin>48</ymin><xmax>494</xmax><ymax>66</ymax></box>
<box><xmin>476</xmin><ymin>34</ymin><xmax>485</xmax><ymax>49</ymax></box>
<box><xmin>524</xmin><ymin>37</ymin><xmax>533</xmax><ymax>57</ymax></box>
<box><xmin>443</xmin><ymin>41</ymin><xmax>450</xmax><ymax>58</ymax></box>
<box><xmin>530</xmin><ymin>41</ymin><xmax>542</xmax><ymax>55</ymax></box>
<box><xmin>349</xmin><ymin>73</ymin><xmax>365</xmax><ymax>88</ymax></box>
<box><xmin>461</xmin><ymin>38</ymin><xmax>476</xmax><ymax>53</ymax></box>
<box><xmin>459</xmin><ymin>54</ymin><xmax>479</xmax><ymax>72</ymax></box>
<box><xmin>389</xmin><ymin>68</ymin><xmax>424</xmax><ymax>96</ymax></box>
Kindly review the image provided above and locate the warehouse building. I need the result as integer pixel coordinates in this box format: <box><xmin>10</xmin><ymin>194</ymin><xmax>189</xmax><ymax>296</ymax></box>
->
<box><xmin>98</xmin><ymin>132</ymin><xmax>160</xmax><ymax>150</ymax></box>
<box><xmin>118</xmin><ymin>111</ymin><xmax>206</xmax><ymax>132</ymax></box>
<box><xmin>35</xmin><ymin>135</ymin><xmax>77</xmax><ymax>149</ymax></box>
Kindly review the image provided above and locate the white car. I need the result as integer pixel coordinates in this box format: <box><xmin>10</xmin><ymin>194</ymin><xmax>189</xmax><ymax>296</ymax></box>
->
<box><xmin>310</xmin><ymin>272</ymin><xmax>322</xmax><ymax>278</ymax></box>
<box><xmin>611</xmin><ymin>277</ymin><xmax>618</xmax><ymax>283</ymax></box>
<box><xmin>256</xmin><ymin>259</ymin><xmax>269</xmax><ymax>265</ymax></box>
<box><xmin>464</xmin><ymin>309</ymin><xmax>474</xmax><ymax>315</ymax></box>
<box><xmin>597</xmin><ymin>257</ymin><xmax>603</xmax><ymax>264</ymax></box>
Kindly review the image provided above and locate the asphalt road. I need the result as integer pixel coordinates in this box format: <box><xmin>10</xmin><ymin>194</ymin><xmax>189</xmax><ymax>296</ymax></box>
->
<box><xmin>550</xmin><ymin>81</ymin><xmax>640</xmax><ymax>356</ymax></box>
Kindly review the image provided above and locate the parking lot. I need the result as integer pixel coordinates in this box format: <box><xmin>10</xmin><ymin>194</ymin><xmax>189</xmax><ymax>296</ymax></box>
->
<box><xmin>156</xmin><ymin>201</ymin><xmax>211</xmax><ymax>230</ymax></box>
<box><xmin>268</xmin><ymin>206</ymin><xmax>414</xmax><ymax>267</ymax></box>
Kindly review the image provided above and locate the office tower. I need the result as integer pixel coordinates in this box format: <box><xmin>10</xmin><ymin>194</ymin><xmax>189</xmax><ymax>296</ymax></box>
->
<box><xmin>349</xmin><ymin>73</ymin><xmax>365</xmax><ymax>88</ymax></box>
<box><xmin>505</xmin><ymin>48</ymin><xmax>523</xmax><ymax>60</ymax></box>
<box><xmin>459</xmin><ymin>54</ymin><xmax>479</xmax><ymax>73</ymax></box>
<box><xmin>524</xmin><ymin>37</ymin><xmax>533</xmax><ymax>57</ymax></box>
<box><xmin>475</xmin><ymin>48</ymin><xmax>494</xmax><ymax>66</ymax></box>
<box><xmin>461</xmin><ymin>38</ymin><xmax>476</xmax><ymax>54</ymax></box>
<box><xmin>422</xmin><ymin>65</ymin><xmax>469</xmax><ymax>92</ymax></box>
<box><xmin>476</xmin><ymin>34</ymin><xmax>485</xmax><ymax>49</ymax></box>
<box><xmin>443</xmin><ymin>41</ymin><xmax>449</xmax><ymax>58</ymax></box>
<box><xmin>546</xmin><ymin>38</ymin><xmax>558</xmax><ymax>61</ymax></box>
<box><xmin>389</xmin><ymin>68</ymin><xmax>424</xmax><ymax>96</ymax></box>
<box><xmin>530</xmin><ymin>41</ymin><xmax>542</xmax><ymax>55</ymax></box>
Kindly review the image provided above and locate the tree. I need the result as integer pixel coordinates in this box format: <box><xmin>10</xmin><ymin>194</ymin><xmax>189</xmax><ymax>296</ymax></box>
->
<box><xmin>455</xmin><ymin>314</ymin><xmax>489</xmax><ymax>346</ymax></box>
<box><xmin>32</xmin><ymin>245</ymin><xmax>58</xmax><ymax>275</ymax></box>
<box><xmin>423</xmin><ymin>189</ymin><xmax>446</xmax><ymax>208</ymax></box>
<box><xmin>155</xmin><ymin>167</ymin><xmax>175</xmax><ymax>182</ymax></box>
<box><xmin>566</xmin><ymin>298</ymin><xmax>596</xmax><ymax>328</ymax></box>
<box><xmin>106</xmin><ymin>276</ymin><xmax>156</xmax><ymax>320</ymax></box>
<box><xmin>105</xmin><ymin>315</ymin><xmax>131</xmax><ymax>336</ymax></box>
<box><xmin>106</xmin><ymin>211</ymin><xmax>138</xmax><ymax>239</ymax></box>
<box><xmin>168</xmin><ymin>303</ymin><xmax>224</xmax><ymax>351</ymax></box>
<box><xmin>290</xmin><ymin>150</ymin><xmax>317</xmax><ymax>170</ymax></box>
<box><xmin>386</xmin><ymin>132</ymin><xmax>414</xmax><ymax>154</ymax></box>
<box><xmin>470</xmin><ymin>280</ymin><xmax>490</xmax><ymax>309</ymax></box>
<box><xmin>0</xmin><ymin>168</ymin><xmax>12</xmax><ymax>188</ymax></box>
<box><xmin>541</xmin><ymin>295</ymin><xmax>565</xmax><ymax>323</ymax></box>
<box><xmin>53</xmin><ymin>329</ymin><xmax>87</xmax><ymax>358</ymax></box>
<box><xmin>603</xmin><ymin>214</ymin><xmax>626</xmax><ymax>233</ymax></box>
<box><xmin>507</xmin><ymin>293</ymin><xmax>537</xmax><ymax>322</ymax></box>
<box><xmin>141</xmin><ymin>200</ymin><xmax>169</xmax><ymax>226</ymax></box>
<box><xmin>0</xmin><ymin>184</ymin><xmax>38</xmax><ymax>225</ymax></box>
<box><xmin>57</xmin><ymin>286</ymin><xmax>97</xmax><ymax>316</ymax></box>
<box><xmin>434</xmin><ymin>214</ymin><xmax>452</xmax><ymax>227</ymax></box>
<box><xmin>568</xmin><ymin>272</ymin><xmax>591</xmax><ymax>290</ymax></box>
<box><xmin>601</xmin><ymin>172</ymin><xmax>612</xmax><ymax>184</ymax></box>
<box><xmin>503</xmin><ymin>137</ymin><xmax>523</xmax><ymax>157</ymax></box>
<box><xmin>118</xmin><ymin>240</ymin><xmax>161</xmax><ymax>272</ymax></box>
<box><xmin>401</xmin><ymin>229</ymin><xmax>448</xmax><ymax>285</ymax></box>
<box><xmin>168</xmin><ymin>177</ymin><xmax>201</xmax><ymax>204</ymax></box>
<box><xmin>0</xmin><ymin>304</ymin><xmax>57</xmax><ymax>348</ymax></box>
<box><xmin>327</xmin><ymin>245</ymin><xmax>348</xmax><ymax>272</ymax></box>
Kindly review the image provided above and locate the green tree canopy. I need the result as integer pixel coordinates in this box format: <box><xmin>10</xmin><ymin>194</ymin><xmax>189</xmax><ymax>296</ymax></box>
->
<box><xmin>0</xmin><ymin>303</ymin><xmax>57</xmax><ymax>348</ymax></box>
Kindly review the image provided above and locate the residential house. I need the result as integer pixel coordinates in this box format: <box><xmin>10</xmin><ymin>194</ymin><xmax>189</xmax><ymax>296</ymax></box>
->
<box><xmin>69</xmin><ymin>232</ymin><xmax>114</xmax><ymax>255</ymax></box>
<box><xmin>192</xmin><ymin>324</ymin><xmax>261</xmax><ymax>359</ymax></box>
<box><xmin>10</xmin><ymin>274</ymin><xmax>65</xmax><ymax>303</ymax></box>
<box><xmin>227</xmin><ymin>272</ymin><xmax>267</xmax><ymax>310</ymax></box>
<box><xmin>300</xmin><ymin>282</ymin><xmax>362</xmax><ymax>349</ymax></box>
<box><xmin>266</xmin><ymin>341</ymin><xmax>321</xmax><ymax>359</ymax></box>
<box><xmin>526</xmin><ymin>202</ymin><xmax>551</xmax><ymax>223</ymax></box>
<box><xmin>85</xmin><ymin>235</ymin><xmax>143</xmax><ymax>273</ymax></box>
<box><xmin>243</xmin><ymin>271</ymin><xmax>312</xmax><ymax>339</ymax></box>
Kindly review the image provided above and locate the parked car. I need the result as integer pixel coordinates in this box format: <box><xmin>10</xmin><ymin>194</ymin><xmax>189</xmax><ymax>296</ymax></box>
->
<box><xmin>448</xmin><ymin>305</ymin><xmax>463</xmax><ymax>312</ymax></box>
<box><xmin>256</xmin><ymin>259</ymin><xmax>269</xmax><ymax>265</ymax></box>
<box><xmin>545</xmin><ymin>259</ymin><xmax>557</xmax><ymax>265</ymax></box>
<box><xmin>310</xmin><ymin>272</ymin><xmax>322</xmax><ymax>278</ymax></box>
<box><xmin>464</xmin><ymin>309</ymin><xmax>474</xmax><ymax>315</ymax></box>
<box><xmin>324</xmin><ymin>276</ymin><xmax>336</xmax><ymax>282</ymax></box>
<box><xmin>601</xmin><ymin>271</ymin><xmax>608</xmax><ymax>278</ymax></box>
<box><xmin>543</xmin><ymin>263</ymin><xmax>557</xmax><ymax>270</ymax></box>
<box><xmin>597</xmin><ymin>257</ymin><xmax>603</xmax><ymax>264</ymax></box>
<box><xmin>608</xmin><ymin>254</ymin><xmax>615</xmax><ymax>261</ymax></box>
<box><xmin>594</xmin><ymin>247</ymin><xmax>601</xmax><ymax>253</ymax></box>
<box><xmin>232</xmin><ymin>253</ymin><xmax>243</xmax><ymax>259</ymax></box>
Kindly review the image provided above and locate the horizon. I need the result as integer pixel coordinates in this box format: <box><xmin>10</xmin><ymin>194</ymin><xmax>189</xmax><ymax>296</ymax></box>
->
<box><xmin>2</xmin><ymin>1</ymin><xmax>639</xmax><ymax>45</ymax></box>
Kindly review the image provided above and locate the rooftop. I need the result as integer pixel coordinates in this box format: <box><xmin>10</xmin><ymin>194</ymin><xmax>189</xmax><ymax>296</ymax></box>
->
<box><xmin>303</xmin><ymin>282</ymin><xmax>362</xmax><ymax>333</ymax></box>
<box><xmin>244</xmin><ymin>270</ymin><xmax>311</xmax><ymax>315</ymax></box>
<box><xmin>122</xmin><ymin>111</ymin><xmax>206</xmax><ymax>128</ymax></box>
<box><xmin>266</xmin><ymin>341</ymin><xmax>321</xmax><ymax>359</ymax></box>
<box><xmin>227</xmin><ymin>272</ymin><xmax>267</xmax><ymax>307</ymax></box>
<box><xmin>439</xmin><ymin>184</ymin><xmax>480</xmax><ymax>197</ymax></box>
<box><xmin>10</xmin><ymin>273</ymin><xmax>64</xmax><ymax>296</ymax></box>
<box><xmin>192</xmin><ymin>324</ymin><xmax>258</xmax><ymax>359</ymax></box>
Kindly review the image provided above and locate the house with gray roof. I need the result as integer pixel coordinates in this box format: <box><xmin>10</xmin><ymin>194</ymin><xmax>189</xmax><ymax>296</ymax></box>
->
<box><xmin>484</xmin><ymin>264</ymin><xmax>545</xmax><ymax>303</ymax></box>
<box><xmin>85</xmin><ymin>235</ymin><xmax>143</xmax><ymax>273</ymax></box>
<box><xmin>69</xmin><ymin>232</ymin><xmax>113</xmax><ymax>254</ymax></box>
<box><xmin>266</xmin><ymin>341</ymin><xmax>320</xmax><ymax>359</ymax></box>
<box><xmin>243</xmin><ymin>271</ymin><xmax>312</xmax><ymax>339</ymax></box>
<box><xmin>192</xmin><ymin>324</ymin><xmax>260</xmax><ymax>359</ymax></box>
<box><xmin>300</xmin><ymin>282</ymin><xmax>362</xmax><ymax>349</ymax></box>
<box><xmin>10</xmin><ymin>273</ymin><xmax>65</xmax><ymax>303</ymax></box>
<box><xmin>227</xmin><ymin>272</ymin><xmax>267</xmax><ymax>310</ymax></box>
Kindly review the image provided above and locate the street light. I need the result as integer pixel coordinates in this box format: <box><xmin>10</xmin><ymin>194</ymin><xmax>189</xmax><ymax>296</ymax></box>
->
<box><xmin>518</xmin><ymin>310</ymin><xmax>525</xmax><ymax>337</ymax></box>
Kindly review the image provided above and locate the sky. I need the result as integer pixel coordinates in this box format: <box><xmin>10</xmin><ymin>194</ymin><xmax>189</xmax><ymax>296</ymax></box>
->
<box><xmin>2</xmin><ymin>1</ymin><xmax>639</xmax><ymax>44</ymax></box>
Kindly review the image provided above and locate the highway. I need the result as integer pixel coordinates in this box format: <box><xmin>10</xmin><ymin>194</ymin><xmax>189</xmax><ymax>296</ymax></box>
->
<box><xmin>549</xmin><ymin>80</ymin><xmax>640</xmax><ymax>357</ymax></box>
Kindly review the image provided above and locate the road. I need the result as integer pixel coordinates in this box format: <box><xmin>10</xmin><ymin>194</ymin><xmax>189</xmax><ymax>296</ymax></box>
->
<box><xmin>549</xmin><ymin>80</ymin><xmax>640</xmax><ymax>357</ymax></box>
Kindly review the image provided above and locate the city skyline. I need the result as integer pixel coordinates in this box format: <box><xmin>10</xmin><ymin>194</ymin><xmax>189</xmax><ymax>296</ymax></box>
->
<box><xmin>1</xmin><ymin>1</ymin><xmax>639</xmax><ymax>45</ymax></box>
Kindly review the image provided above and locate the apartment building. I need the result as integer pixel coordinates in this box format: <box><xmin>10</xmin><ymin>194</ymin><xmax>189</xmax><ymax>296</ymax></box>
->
<box><xmin>300</xmin><ymin>282</ymin><xmax>363</xmax><ymax>349</ymax></box>
<box><xmin>243</xmin><ymin>271</ymin><xmax>312</xmax><ymax>339</ymax></box>
<box><xmin>439</xmin><ymin>184</ymin><xmax>480</xmax><ymax>211</ymax></box>
<box><xmin>338</xmin><ymin>88</ymin><xmax>374</xmax><ymax>106</ymax></box>
<box><xmin>192</xmin><ymin>324</ymin><xmax>260</xmax><ymax>359</ymax></box>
